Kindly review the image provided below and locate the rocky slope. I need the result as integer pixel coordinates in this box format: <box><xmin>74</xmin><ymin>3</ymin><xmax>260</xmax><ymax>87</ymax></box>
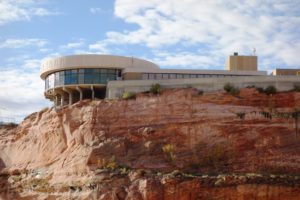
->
<box><xmin>1</xmin><ymin>88</ymin><xmax>300</xmax><ymax>199</ymax></box>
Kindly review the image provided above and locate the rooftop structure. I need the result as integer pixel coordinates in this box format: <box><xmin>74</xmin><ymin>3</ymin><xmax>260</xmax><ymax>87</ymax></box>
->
<box><xmin>226</xmin><ymin>52</ymin><xmax>257</xmax><ymax>71</ymax></box>
<box><xmin>40</xmin><ymin>54</ymin><xmax>266</xmax><ymax>106</ymax></box>
<box><xmin>272</xmin><ymin>69</ymin><xmax>300</xmax><ymax>76</ymax></box>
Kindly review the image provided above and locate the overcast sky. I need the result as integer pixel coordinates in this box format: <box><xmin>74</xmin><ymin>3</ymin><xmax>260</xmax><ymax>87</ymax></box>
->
<box><xmin>0</xmin><ymin>0</ymin><xmax>300</xmax><ymax>121</ymax></box>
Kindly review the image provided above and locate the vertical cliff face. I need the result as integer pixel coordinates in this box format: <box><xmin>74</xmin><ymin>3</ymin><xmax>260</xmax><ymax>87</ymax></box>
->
<box><xmin>1</xmin><ymin>88</ymin><xmax>300</xmax><ymax>199</ymax></box>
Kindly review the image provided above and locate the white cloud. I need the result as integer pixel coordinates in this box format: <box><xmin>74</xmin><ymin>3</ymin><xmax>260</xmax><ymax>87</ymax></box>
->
<box><xmin>0</xmin><ymin>0</ymin><xmax>59</xmax><ymax>25</ymax></box>
<box><xmin>0</xmin><ymin>38</ymin><xmax>47</xmax><ymax>48</ymax></box>
<box><xmin>39</xmin><ymin>48</ymin><xmax>52</xmax><ymax>52</ymax></box>
<box><xmin>0</xmin><ymin>67</ymin><xmax>50</xmax><ymax>122</ymax></box>
<box><xmin>60</xmin><ymin>41</ymin><xmax>85</xmax><ymax>49</ymax></box>
<box><xmin>23</xmin><ymin>58</ymin><xmax>41</xmax><ymax>69</ymax></box>
<box><xmin>90</xmin><ymin>7</ymin><xmax>104</xmax><ymax>14</ymax></box>
<box><xmin>153</xmin><ymin>51</ymin><xmax>219</xmax><ymax>69</ymax></box>
<box><xmin>109</xmin><ymin>0</ymin><xmax>300</xmax><ymax>69</ymax></box>
<box><xmin>88</xmin><ymin>42</ymin><xmax>110</xmax><ymax>54</ymax></box>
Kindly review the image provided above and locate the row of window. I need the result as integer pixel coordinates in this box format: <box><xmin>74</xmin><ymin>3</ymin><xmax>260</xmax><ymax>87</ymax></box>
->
<box><xmin>141</xmin><ymin>73</ymin><xmax>245</xmax><ymax>80</ymax></box>
<box><xmin>45</xmin><ymin>68</ymin><xmax>121</xmax><ymax>90</ymax></box>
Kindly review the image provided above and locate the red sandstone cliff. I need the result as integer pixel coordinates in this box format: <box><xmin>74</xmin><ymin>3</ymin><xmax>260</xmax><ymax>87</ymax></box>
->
<box><xmin>1</xmin><ymin>88</ymin><xmax>300</xmax><ymax>199</ymax></box>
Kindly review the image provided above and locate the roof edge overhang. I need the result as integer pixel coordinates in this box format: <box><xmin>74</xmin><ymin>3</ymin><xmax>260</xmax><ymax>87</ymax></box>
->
<box><xmin>40</xmin><ymin>54</ymin><xmax>159</xmax><ymax>79</ymax></box>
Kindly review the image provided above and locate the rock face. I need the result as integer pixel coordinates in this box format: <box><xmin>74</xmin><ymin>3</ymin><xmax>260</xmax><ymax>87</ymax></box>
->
<box><xmin>1</xmin><ymin>88</ymin><xmax>300</xmax><ymax>199</ymax></box>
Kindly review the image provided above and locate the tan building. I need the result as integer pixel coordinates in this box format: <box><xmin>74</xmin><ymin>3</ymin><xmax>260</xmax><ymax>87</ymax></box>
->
<box><xmin>41</xmin><ymin>54</ymin><xmax>266</xmax><ymax>106</ymax></box>
<box><xmin>226</xmin><ymin>52</ymin><xmax>257</xmax><ymax>71</ymax></box>
<box><xmin>272</xmin><ymin>69</ymin><xmax>300</xmax><ymax>76</ymax></box>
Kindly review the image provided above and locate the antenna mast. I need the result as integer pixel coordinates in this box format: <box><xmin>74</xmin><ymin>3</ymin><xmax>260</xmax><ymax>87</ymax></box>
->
<box><xmin>252</xmin><ymin>48</ymin><xmax>256</xmax><ymax>56</ymax></box>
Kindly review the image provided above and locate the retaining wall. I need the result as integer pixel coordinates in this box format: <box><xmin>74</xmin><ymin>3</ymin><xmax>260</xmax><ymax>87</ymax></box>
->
<box><xmin>106</xmin><ymin>76</ymin><xmax>300</xmax><ymax>99</ymax></box>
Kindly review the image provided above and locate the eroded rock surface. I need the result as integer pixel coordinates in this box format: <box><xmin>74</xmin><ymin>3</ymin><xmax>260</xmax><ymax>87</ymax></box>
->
<box><xmin>1</xmin><ymin>88</ymin><xmax>300</xmax><ymax>199</ymax></box>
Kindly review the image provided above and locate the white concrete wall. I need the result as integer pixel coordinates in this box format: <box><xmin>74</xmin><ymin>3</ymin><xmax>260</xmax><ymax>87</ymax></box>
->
<box><xmin>106</xmin><ymin>76</ymin><xmax>300</xmax><ymax>99</ymax></box>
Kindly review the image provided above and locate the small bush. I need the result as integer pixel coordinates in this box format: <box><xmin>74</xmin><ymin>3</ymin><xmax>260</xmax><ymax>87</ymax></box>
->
<box><xmin>162</xmin><ymin>144</ymin><xmax>176</xmax><ymax>162</ymax></box>
<box><xmin>260</xmin><ymin>111</ymin><xmax>272</xmax><ymax>120</ymax></box>
<box><xmin>294</xmin><ymin>84</ymin><xmax>300</xmax><ymax>92</ymax></box>
<box><xmin>236</xmin><ymin>112</ymin><xmax>246</xmax><ymax>120</ymax></box>
<box><xmin>223</xmin><ymin>83</ymin><xmax>240</xmax><ymax>96</ymax></box>
<box><xmin>122</xmin><ymin>92</ymin><xmax>136</xmax><ymax>100</ymax></box>
<box><xmin>99</xmin><ymin>156</ymin><xmax>118</xmax><ymax>170</ymax></box>
<box><xmin>229</xmin><ymin>87</ymin><xmax>240</xmax><ymax>95</ymax></box>
<box><xmin>224</xmin><ymin>83</ymin><xmax>233</xmax><ymax>93</ymax></box>
<box><xmin>197</xmin><ymin>90</ymin><xmax>204</xmax><ymax>95</ymax></box>
<box><xmin>256</xmin><ymin>87</ymin><xmax>264</xmax><ymax>93</ymax></box>
<box><xmin>150</xmin><ymin>83</ymin><xmax>161</xmax><ymax>94</ymax></box>
<box><xmin>264</xmin><ymin>85</ymin><xmax>277</xmax><ymax>95</ymax></box>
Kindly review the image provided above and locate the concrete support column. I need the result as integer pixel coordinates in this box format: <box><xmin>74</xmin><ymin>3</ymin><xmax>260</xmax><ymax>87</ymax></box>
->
<box><xmin>61</xmin><ymin>94</ymin><xmax>64</xmax><ymax>106</ymax></box>
<box><xmin>53</xmin><ymin>89</ymin><xmax>64</xmax><ymax>107</ymax></box>
<box><xmin>63</xmin><ymin>87</ymin><xmax>73</xmax><ymax>106</ymax></box>
<box><xmin>55</xmin><ymin>94</ymin><xmax>60</xmax><ymax>107</ymax></box>
<box><xmin>91</xmin><ymin>85</ymin><xmax>95</xmax><ymax>100</ymax></box>
<box><xmin>76</xmin><ymin>86</ymin><xmax>83</xmax><ymax>101</ymax></box>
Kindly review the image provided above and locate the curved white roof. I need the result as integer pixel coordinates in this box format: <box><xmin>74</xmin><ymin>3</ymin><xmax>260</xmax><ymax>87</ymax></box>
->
<box><xmin>40</xmin><ymin>54</ymin><xmax>159</xmax><ymax>79</ymax></box>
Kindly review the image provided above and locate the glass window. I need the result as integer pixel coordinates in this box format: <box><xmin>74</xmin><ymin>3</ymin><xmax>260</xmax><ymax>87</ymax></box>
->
<box><xmin>190</xmin><ymin>74</ymin><xmax>196</xmax><ymax>78</ymax></box>
<box><xmin>85</xmin><ymin>69</ymin><xmax>93</xmax><ymax>74</ymax></box>
<box><xmin>78</xmin><ymin>71</ymin><xmax>84</xmax><ymax>84</ymax></box>
<box><xmin>100</xmin><ymin>73</ymin><xmax>107</xmax><ymax>83</ymax></box>
<box><xmin>177</xmin><ymin>74</ymin><xmax>183</xmax><ymax>79</ymax></box>
<box><xmin>58</xmin><ymin>71</ymin><xmax>64</xmax><ymax>86</ymax></box>
<box><xmin>94</xmin><ymin>76</ymin><xmax>102</xmax><ymax>84</ymax></box>
<box><xmin>44</xmin><ymin>68</ymin><xmax>120</xmax><ymax>90</ymax></box>
<box><xmin>162</xmin><ymin>74</ymin><xmax>169</xmax><ymax>79</ymax></box>
<box><xmin>54</xmin><ymin>72</ymin><xmax>58</xmax><ymax>86</ymax></box>
<box><xmin>142</xmin><ymin>73</ymin><xmax>148</xmax><ymax>80</ymax></box>
<box><xmin>45</xmin><ymin>73</ymin><xmax>56</xmax><ymax>89</ymax></box>
<box><xmin>65</xmin><ymin>70</ymin><xmax>71</xmax><ymax>75</ymax></box>
<box><xmin>100</xmin><ymin>69</ymin><xmax>107</xmax><ymax>74</ymax></box>
<box><xmin>70</xmin><ymin>70</ymin><xmax>78</xmax><ymax>84</ymax></box>
<box><xmin>149</xmin><ymin>74</ymin><xmax>155</xmax><ymax>80</ymax></box>
<box><xmin>84</xmin><ymin>69</ymin><xmax>93</xmax><ymax>84</ymax></box>
<box><xmin>156</xmin><ymin>74</ymin><xmax>162</xmax><ymax>80</ymax></box>
<box><xmin>117</xmin><ymin>70</ymin><xmax>122</xmax><ymax>78</ymax></box>
<box><xmin>106</xmin><ymin>74</ymin><xmax>116</xmax><ymax>82</ymax></box>
<box><xmin>170</xmin><ymin>74</ymin><xmax>176</xmax><ymax>79</ymax></box>
<box><xmin>107</xmin><ymin>69</ymin><xmax>115</xmax><ymax>74</ymax></box>
<box><xmin>64</xmin><ymin>70</ymin><xmax>71</xmax><ymax>85</ymax></box>
<box><xmin>183</xmin><ymin>74</ymin><xmax>190</xmax><ymax>78</ymax></box>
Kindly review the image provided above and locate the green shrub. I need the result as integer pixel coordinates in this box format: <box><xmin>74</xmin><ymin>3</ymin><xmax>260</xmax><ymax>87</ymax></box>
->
<box><xmin>223</xmin><ymin>83</ymin><xmax>240</xmax><ymax>95</ymax></box>
<box><xmin>294</xmin><ymin>85</ymin><xmax>300</xmax><ymax>92</ymax></box>
<box><xmin>264</xmin><ymin>85</ymin><xmax>277</xmax><ymax>95</ymax></box>
<box><xmin>197</xmin><ymin>90</ymin><xmax>204</xmax><ymax>95</ymax></box>
<box><xmin>122</xmin><ymin>92</ymin><xmax>136</xmax><ymax>100</ymax></box>
<box><xmin>162</xmin><ymin>144</ymin><xmax>176</xmax><ymax>162</ymax></box>
<box><xmin>150</xmin><ymin>83</ymin><xmax>161</xmax><ymax>94</ymax></box>
<box><xmin>260</xmin><ymin>111</ymin><xmax>272</xmax><ymax>120</ymax></box>
<box><xmin>256</xmin><ymin>87</ymin><xmax>264</xmax><ymax>93</ymax></box>
<box><xmin>229</xmin><ymin>87</ymin><xmax>240</xmax><ymax>95</ymax></box>
<box><xmin>98</xmin><ymin>156</ymin><xmax>118</xmax><ymax>170</ymax></box>
<box><xmin>236</xmin><ymin>112</ymin><xmax>246</xmax><ymax>120</ymax></box>
<box><xmin>224</xmin><ymin>83</ymin><xmax>233</xmax><ymax>93</ymax></box>
<box><xmin>200</xmin><ymin>143</ymin><xmax>235</xmax><ymax>172</ymax></box>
